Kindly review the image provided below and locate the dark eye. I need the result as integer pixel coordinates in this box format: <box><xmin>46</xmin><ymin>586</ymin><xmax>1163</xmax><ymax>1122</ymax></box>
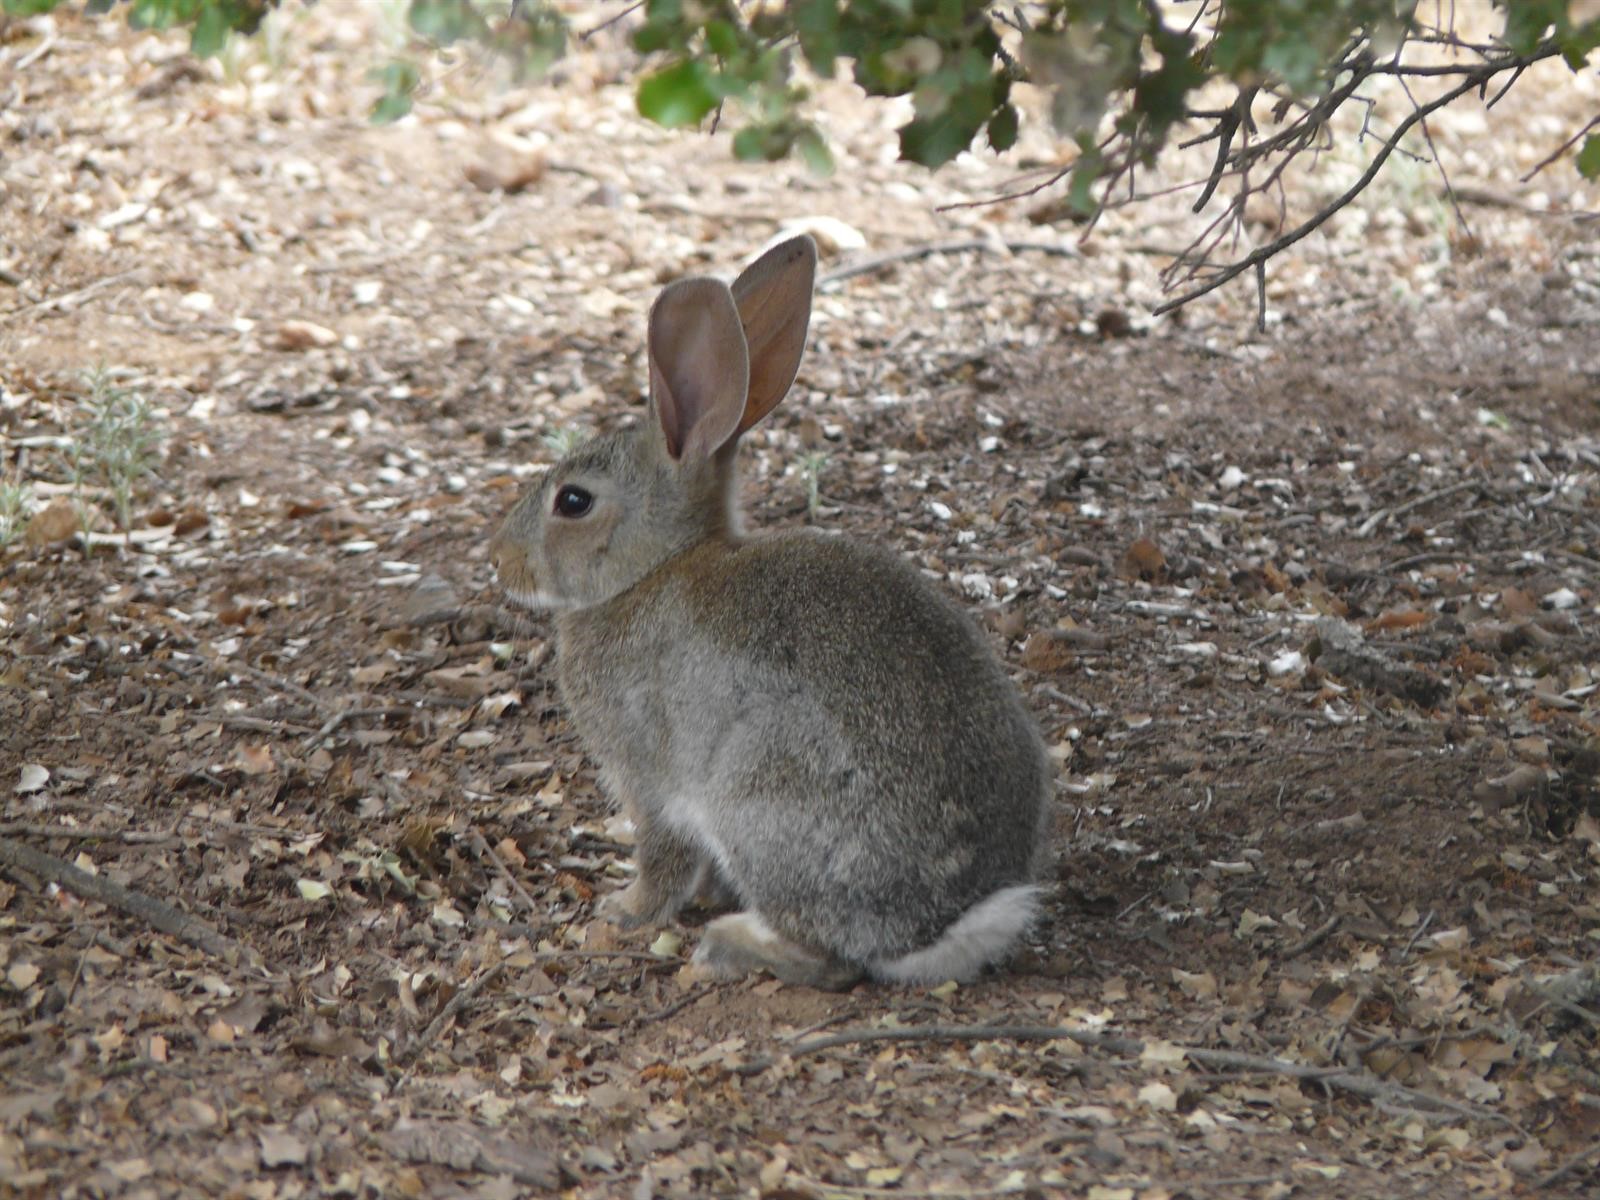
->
<box><xmin>553</xmin><ymin>484</ymin><xmax>593</xmax><ymax>518</ymax></box>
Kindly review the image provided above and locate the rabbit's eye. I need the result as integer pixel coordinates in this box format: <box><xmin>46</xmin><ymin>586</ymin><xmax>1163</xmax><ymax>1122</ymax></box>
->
<box><xmin>553</xmin><ymin>485</ymin><xmax>593</xmax><ymax>518</ymax></box>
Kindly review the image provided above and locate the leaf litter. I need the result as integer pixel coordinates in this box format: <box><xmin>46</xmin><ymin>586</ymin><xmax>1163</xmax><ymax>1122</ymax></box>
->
<box><xmin>1</xmin><ymin>4</ymin><xmax>1598</xmax><ymax>1198</ymax></box>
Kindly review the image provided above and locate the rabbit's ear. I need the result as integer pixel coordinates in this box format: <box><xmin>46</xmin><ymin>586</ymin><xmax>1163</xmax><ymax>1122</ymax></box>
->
<box><xmin>731</xmin><ymin>235</ymin><xmax>816</xmax><ymax>434</ymax></box>
<box><xmin>648</xmin><ymin>278</ymin><xmax>752</xmax><ymax>462</ymax></box>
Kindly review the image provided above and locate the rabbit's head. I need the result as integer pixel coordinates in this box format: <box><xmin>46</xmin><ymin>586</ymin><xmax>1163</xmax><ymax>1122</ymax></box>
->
<box><xmin>491</xmin><ymin>235</ymin><xmax>816</xmax><ymax>612</ymax></box>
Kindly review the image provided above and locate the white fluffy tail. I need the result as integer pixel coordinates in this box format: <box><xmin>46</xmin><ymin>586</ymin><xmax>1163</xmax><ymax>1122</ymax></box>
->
<box><xmin>869</xmin><ymin>885</ymin><xmax>1041</xmax><ymax>985</ymax></box>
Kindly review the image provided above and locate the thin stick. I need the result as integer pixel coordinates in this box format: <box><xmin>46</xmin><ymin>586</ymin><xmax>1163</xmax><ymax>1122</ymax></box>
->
<box><xmin>634</xmin><ymin>984</ymin><xmax>717</xmax><ymax>1026</ymax></box>
<box><xmin>1282</xmin><ymin>913</ymin><xmax>1341</xmax><ymax>958</ymax></box>
<box><xmin>1356</xmin><ymin>478</ymin><xmax>1480</xmax><ymax>537</ymax></box>
<box><xmin>0</xmin><ymin>836</ymin><xmax>258</xmax><ymax>968</ymax></box>
<box><xmin>0</xmin><ymin>824</ymin><xmax>178</xmax><ymax>845</ymax></box>
<box><xmin>218</xmin><ymin>660</ymin><xmax>326</xmax><ymax>711</ymax></box>
<box><xmin>396</xmin><ymin>962</ymin><xmax>506</xmax><ymax>1066</ymax></box>
<box><xmin>1534</xmin><ymin>1140</ymin><xmax>1600</xmax><ymax>1190</ymax></box>
<box><xmin>1520</xmin><ymin>113</ymin><xmax>1600</xmax><ymax>183</ymax></box>
<box><xmin>301</xmin><ymin>705</ymin><xmax>411</xmax><ymax>750</ymax></box>
<box><xmin>579</xmin><ymin>1</ymin><xmax>644</xmax><ymax>41</ymax></box>
<box><xmin>786</xmin><ymin>1023</ymin><xmax>1509</xmax><ymax>1124</ymax></box>
<box><xmin>818</xmin><ymin>239</ymin><xmax>1077</xmax><ymax>287</ymax></box>
<box><xmin>1151</xmin><ymin>64</ymin><xmax>1544</xmax><ymax>317</ymax></box>
<box><xmin>0</xmin><ymin>269</ymin><xmax>145</xmax><ymax>325</ymax></box>
<box><xmin>467</xmin><ymin>830</ymin><xmax>541</xmax><ymax>917</ymax></box>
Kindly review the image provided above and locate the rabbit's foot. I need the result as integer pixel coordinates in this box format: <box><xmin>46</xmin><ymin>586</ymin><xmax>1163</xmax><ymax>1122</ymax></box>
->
<box><xmin>693</xmin><ymin>912</ymin><xmax>862</xmax><ymax>991</ymax></box>
<box><xmin>595</xmin><ymin>882</ymin><xmax>677</xmax><ymax>930</ymax></box>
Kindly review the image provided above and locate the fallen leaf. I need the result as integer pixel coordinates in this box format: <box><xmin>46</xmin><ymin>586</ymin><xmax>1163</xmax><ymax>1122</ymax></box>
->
<box><xmin>258</xmin><ymin>1129</ymin><xmax>309</xmax><ymax>1168</ymax></box>
<box><xmin>1138</xmin><ymin>1081</ymin><xmax>1177</xmax><ymax>1111</ymax></box>
<box><xmin>25</xmin><ymin>498</ymin><xmax>79</xmax><ymax>546</ymax></box>
<box><xmin>1121</xmin><ymin>537</ymin><xmax>1166</xmax><ymax>581</ymax></box>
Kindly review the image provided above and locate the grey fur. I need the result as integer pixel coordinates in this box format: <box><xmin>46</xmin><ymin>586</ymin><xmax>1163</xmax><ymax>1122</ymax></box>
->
<box><xmin>490</xmin><ymin>237</ymin><xmax>1049</xmax><ymax>988</ymax></box>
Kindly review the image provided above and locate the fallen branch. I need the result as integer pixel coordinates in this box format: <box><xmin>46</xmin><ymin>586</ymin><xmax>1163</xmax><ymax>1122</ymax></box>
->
<box><xmin>0</xmin><ymin>823</ymin><xmax>178</xmax><ymax>845</ymax></box>
<box><xmin>0</xmin><ymin>836</ymin><xmax>259</xmax><ymax>968</ymax></box>
<box><xmin>784</xmin><ymin>1022</ymin><xmax>1508</xmax><ymax>1124</ymax></box>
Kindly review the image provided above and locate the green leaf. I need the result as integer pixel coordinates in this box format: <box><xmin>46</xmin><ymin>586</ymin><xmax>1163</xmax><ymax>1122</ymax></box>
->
<box><xmin>1067</xmin><ymin>144</ymin><xmax>1104</xmax><ymax>217</ymax></box>
<box><xmin>408</xmin><ymin>0</ymin><xmax>483</xmax><ymax>45</ymax></box>
<box><xmin>732</xmin><ymin>122</ymin><xmax>793</xmax><ymax>161</ymax></box>
<box><xmin>899</xmin><ymin>109</ymin><xmax>976</xmax><ymax>168</ymax></box>
<box><xmin>1578</xmin><ymin>134</ymin><xmax>1600</xmax><ymax>180</ymax></box>
<box><xmin>127</xmin><ymin>0</ymin><xmax>189</xmax><ymax>31</ymax></box>
<box><xmin>190</xmin><ymin>2</ymin><xmax>231</xmax><ymax>58</ymax></box>
<box><xmin>793</xmin><ymin>0</ymin><xmax>839</xmax><ymax>75</ymax></box>
<box><xmin>795</xmin><ymin>125</ymin><xmax>835</xmax><ymax>175</ymax></box>
<box><xmin>2</xmin><ymin>0</ymin><xmax>66</xmax><ymax>15</ymax></box>
<box><xmin>370</xmin><ymin>60</ymin><xmax>420</xmax><ymax>124</ymax></box>
<box><xmin>637</xmin><ymin>59</ymin><xmax>720</xmax><ymax>128</ymax></box>
<box><xmin>986</xmin><ymin>102</ymin><xmax>1018</xmax><ymax>152</ymax></box>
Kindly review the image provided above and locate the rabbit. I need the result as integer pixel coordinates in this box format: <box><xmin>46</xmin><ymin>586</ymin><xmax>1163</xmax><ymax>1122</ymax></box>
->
<box><xmin>489</xmin><ymin>235</ymin><xmax>1050</xmax><ymax>989</ymax></box>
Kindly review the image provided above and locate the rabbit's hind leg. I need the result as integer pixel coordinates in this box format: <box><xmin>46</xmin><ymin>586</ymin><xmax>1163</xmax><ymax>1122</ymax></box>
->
<box><xmin>693</xmin><ymin>911</ymin><xmax>863</xmax><ymax>991</ymax></box>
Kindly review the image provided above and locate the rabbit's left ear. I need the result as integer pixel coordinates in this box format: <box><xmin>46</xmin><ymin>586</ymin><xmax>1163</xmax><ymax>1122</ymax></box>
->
<box><xmin>731</xmin><ymin>235</ymin><xmax>817</xmax><ymax>434</ymax></box>
<box><xmin>648</xmin><ymin>278</ymin><xmax>751</xmax><ymax>462</ymax></box>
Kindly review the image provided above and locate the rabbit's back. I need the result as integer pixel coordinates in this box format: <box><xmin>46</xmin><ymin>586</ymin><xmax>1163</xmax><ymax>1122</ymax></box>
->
<box><xmin>557</xmin><ymin>530</ymin><xmax>1049</xmax><ymax>964</ymax></box>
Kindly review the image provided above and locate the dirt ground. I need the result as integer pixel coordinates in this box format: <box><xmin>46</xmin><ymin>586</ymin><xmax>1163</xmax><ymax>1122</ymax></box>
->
<box><xmin>3</xmin><ymin>5</ymin><xmax>1599</xmax><ymax>1198</ymax></box>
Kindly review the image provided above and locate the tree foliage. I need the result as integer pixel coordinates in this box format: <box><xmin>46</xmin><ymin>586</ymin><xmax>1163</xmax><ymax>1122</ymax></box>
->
<box><xmin>7</xmin><ymin>1</ymin><xmax>1598</xmax><ymax>307</ymax></box>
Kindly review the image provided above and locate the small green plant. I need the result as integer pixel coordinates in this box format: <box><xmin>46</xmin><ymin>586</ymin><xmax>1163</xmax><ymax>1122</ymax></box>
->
<box><xmin>0</xmin><ymin>477</ymin><xmax>33</xmax><ymax>549</ymax></box>
<box><xmin>797</xmin><ymin>450</ymin><xmax>830</xmax><ymax>521</ymax></box>
<box><xmin>540</xmin><ymin>426</ymin><xmax>587</xmax><ymax>459</ymax></box>
<box><xmin>68</xmin><ymin>368</ymin><xmax>166</xmax><ymax>534</ymax></box>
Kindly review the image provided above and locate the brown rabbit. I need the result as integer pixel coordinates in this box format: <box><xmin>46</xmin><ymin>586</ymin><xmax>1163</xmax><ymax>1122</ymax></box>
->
<box><xmin>491</xmin><ymin>236</ymin><xmax>1049</xmax><ymax>988</ymax></box>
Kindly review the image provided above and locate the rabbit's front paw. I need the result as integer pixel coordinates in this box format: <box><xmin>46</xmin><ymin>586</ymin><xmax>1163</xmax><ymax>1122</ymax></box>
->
<box><xmin>595</xmin><ymin>882</ymin><xmax>670</xmax><ymax>930</ymax></box>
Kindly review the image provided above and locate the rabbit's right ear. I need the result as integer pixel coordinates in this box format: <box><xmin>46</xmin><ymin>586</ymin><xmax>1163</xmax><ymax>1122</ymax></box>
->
<box><xmin>731</xmin><ymin>235</ymin><xmax>816</xmax><ymax>434</ymax></box>
<box><xmin>648</xmin><ymin>278</ymin><xmax>751</xmax><ymax>462</ymax></box>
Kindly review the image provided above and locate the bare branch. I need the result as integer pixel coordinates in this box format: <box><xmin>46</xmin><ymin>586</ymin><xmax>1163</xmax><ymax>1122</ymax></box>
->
<box><xmin>1151</xmin><ymin>46</ymin><xmax>1562</xmax><ymax>318</ymax></box>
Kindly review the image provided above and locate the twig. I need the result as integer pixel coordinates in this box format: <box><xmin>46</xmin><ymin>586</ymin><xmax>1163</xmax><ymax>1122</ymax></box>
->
<box><xmin>1534</xmin><ymin>1140</ymin><xmax>1600</xmax><ymax>1190</ymax></box>
<box><xmin>1524</xmin><ymin>983</ymin><xmax>1600</xmax><ymax>1028</ymax></box>
<box><xmin>301</xmin><ymin>705</ymin><xmax>412</xmax><ymax>750</ymax></box>
<box><xmin>0</xmin><ymin>823</ymin><xmax>178</xmax><ymax>845</ymax></box>
<box><xmin>216</xmin><ymin>660</ymin><xmax>325</xmax><ymax>711</ymax></box>
<box><xmin>818</xmin><ymin>239</ymin><xmax>1077</xmax><ymax>287</ymax></box>
<box><xmin>1356</xmin><ymin>478</ymin><xmax>1480</xmax><ymax>537</ymax></box>
<box><xmin>1282</xmin><ymin>913</ymin><xmax>1341</xmax><ymax>958</ymax></box>
<box><xmin>1520</xmin><ymin>113</ymin><xmax>1600</xmax><ymax>183</ymax></box>
<box><xmin>0</xmin><ymin>836</ymin><xmax>259</xmax><ymax>968</ymax></box>
<box><xmin>0</xmin><ymin>270</ymin><xmax>146</xmax><ymax>325</ymax></box>
<box><xmin>579</xmin><ymin>1</ymin><xmax>644</xmax><ymax>41</ymax></box>
<box><xmin>1400</xmin><ymin>909</ymin><xmax>1436</xmax><ymax>961</ymax></box>
<box><xmin>1151</xmin><ymin>58</ymin><xmax>1552</xmax><ymax>317</ymax></box>
<box><xmin>782</xmin><ymin>1023</ymin><xmax>1509</xmax><ymax>1124</ymax></box>
<box><xmin>467</xmin><ymin>830</ymin><xmax>542</xmax><ymax>918</ymax></box>
<box><xmin>16</xmin><ymin>32</ymin><xmax>58</xmax><ymax>70</ymax></box>
<box><xmin>1254</xmin><ymin>259</ymin><xmax>1267</xmax><ymax>333</ymax></box>
<box><xmin>1396</xmin><ymin>72</ymin><xmax>1474</xmax><ymax>245</ymax></box>
<box><xmin>634</xmin><ymin>984</ymin><xmax>717</xmax><ymax>1026</ymax></box>
<box><xmin>395</xmin><ymin>962</ymin><xmax>506</xmax><ymax>1066</ymax></box>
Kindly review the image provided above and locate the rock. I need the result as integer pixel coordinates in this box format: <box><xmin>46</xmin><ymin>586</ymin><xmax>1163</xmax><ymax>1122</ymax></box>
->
<box><xmin>276</xmin><ymin>319</ymin><xmax>338</xmax><ymax>350</ymax></box>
